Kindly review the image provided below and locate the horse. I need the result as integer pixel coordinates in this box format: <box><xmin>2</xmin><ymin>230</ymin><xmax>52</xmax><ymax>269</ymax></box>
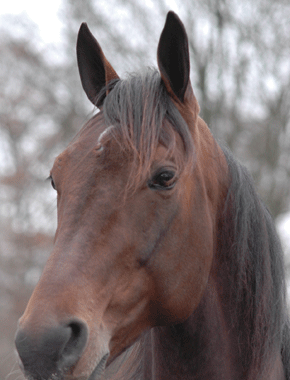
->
<box><xmin>15</xmin><ymin>11</ymin><xmax>290</xmax><ymax>380</ymax></box>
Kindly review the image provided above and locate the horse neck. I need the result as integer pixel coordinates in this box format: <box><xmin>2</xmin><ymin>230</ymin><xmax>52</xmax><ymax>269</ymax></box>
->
<box><xmin>143</xmin><ymin>282</ymin><xmax>285</xmax><ymax>380</ymax></box>
<box><xmin>148</xmin><ymin>274</ymin><xmax>269</xmax><ymax>380</ymax></box>
<box><xmin>106</xmin><ymin>274</ymin><xmax>286</xmax><ymax>380</ymax></box>
<box><xmin>144</xmin><ymin>285</ymin><xmax>240</xmax><ymax>380</ymax></box>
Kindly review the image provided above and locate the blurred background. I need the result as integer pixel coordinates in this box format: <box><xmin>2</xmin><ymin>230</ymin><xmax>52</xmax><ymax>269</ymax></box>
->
<box><xmin>0</xmin><ymin>0</ymin><xmax>290</xmax><ymax>379</ymax></box>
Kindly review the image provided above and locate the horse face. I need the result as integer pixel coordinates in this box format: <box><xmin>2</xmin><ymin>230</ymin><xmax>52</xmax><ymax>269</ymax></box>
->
<box><xmin>16</xmin><ymin>112</ymin><xmax>214</xmax><ymax>380</ymax></box>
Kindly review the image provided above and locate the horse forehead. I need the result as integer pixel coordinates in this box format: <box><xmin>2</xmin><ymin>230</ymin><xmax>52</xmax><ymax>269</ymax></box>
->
<box><xmin>55</xmin><ymin>125</ymin><xmax>109</xmax><ymax>162</ymax></box>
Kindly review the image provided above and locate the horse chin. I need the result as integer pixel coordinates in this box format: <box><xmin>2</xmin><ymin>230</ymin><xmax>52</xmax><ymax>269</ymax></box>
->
<box><xmin>87</xmin><ymin>353</ymin><xmax>109</xmax><ymax>380</ymax></box>
<box><xmin>62</xmin><ymin>352</ymin><xmax>109</xmax><ymax>380</ymax></box>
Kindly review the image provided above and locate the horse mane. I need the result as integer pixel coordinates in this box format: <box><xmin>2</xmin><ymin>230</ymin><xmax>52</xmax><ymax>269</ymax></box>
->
<box><xmin>219</xmin><ymin>147</ymin><xmax>290</xmax><ymax>378</ymax></box>
<box><xmin>99</xmin><ymin>69</ymin><xmax>194</xmax><ymax>192</ymax></box>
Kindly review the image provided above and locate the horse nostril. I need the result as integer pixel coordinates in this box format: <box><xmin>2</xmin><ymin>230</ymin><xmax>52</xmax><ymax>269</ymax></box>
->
<box><xmin>15</xmin><ymin>319</ymin><xmax>89</xmax><ymax>379</ymax></box>
<box><xmin>59</xmin><ymin>319</ymin><xmax>89</xmax><ymax>369</ymax></box>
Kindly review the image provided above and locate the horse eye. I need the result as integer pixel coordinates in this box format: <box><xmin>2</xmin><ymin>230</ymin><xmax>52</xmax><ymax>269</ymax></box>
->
<box><xmin>49</xmin><ymin>176</ymin><xmax>56</xmax><ymax>190</ymax></box>
<box><xmin>149</xmin><ymin>170</ymin><xmax>176</xmax><ymax>190</ymax></box>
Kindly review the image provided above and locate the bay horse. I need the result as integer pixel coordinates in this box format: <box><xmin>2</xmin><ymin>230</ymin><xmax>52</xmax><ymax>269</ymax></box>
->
<box><xmin>15</xmin><ymin>11</ymin><xmax>290</xmax><ymax>380</ymax></box>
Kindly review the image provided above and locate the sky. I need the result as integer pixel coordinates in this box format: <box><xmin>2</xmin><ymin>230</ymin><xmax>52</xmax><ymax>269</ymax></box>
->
<box><xmin>0</xmin><ymin>0</ymin><xmax>62</xmax><ymax>44</ymax></box>
<box><xmin>1</xmin><ymin>0</ymin><xmax>290</xmax><ymax>253</ymax></box>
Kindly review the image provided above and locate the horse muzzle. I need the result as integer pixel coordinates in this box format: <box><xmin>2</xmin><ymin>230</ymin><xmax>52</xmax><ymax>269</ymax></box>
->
<box><xmin>15</xmin><ymin>318</ymin><xmax>109</xmax><ymax>380</ymax></box>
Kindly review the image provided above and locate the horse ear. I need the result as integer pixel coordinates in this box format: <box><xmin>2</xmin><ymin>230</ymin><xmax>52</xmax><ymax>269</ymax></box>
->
<box><xmin>157</xmin><ymin>11</ymin><xmax>191</xmax><ymax>103</ymax></box>
<box><xmin>76</xmin><ymin>23</ymin><xmax>119</xmax><ymax>106</ymax></box>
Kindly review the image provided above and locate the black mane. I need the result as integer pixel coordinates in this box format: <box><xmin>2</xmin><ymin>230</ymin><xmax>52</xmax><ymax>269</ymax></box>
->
<box><xmin>221</xmin><ymin>147</ymin><xmax>290</xmax><ymax>378</ymax></box>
